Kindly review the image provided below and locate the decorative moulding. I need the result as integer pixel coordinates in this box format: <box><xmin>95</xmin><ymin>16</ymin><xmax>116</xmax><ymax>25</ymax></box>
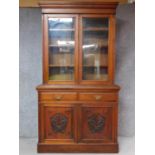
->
<box><xmin>19</xmin><ymin>0</ymin><xmax>130</xmax><ymax>8</ymax></box>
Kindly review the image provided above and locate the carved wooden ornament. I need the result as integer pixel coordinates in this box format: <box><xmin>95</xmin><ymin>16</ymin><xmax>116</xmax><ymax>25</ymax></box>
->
<box><xmin>88</xmin><ymin>113</ymin><xmax>105</xmax><ymax>133</ymax></box>
<box><xmin>51</xmin><ymin>113</ymin><xmax>68</xmax><ymax>133</ymax></box>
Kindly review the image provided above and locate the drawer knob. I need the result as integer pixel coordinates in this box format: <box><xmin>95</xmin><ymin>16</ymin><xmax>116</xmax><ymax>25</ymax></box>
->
<box><xmin>94</xmin><ymin>95</ymin><xmax>102</xmax><ymax>101</ymax></box>
<box><xmin>55</xmin><ymin>96</ymin><xmax>62</xmax><ymax>101</ymax></box>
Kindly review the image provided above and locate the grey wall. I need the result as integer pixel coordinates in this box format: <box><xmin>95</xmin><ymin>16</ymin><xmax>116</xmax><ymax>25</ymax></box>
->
<box><xmin>116</xmin><ymin>4</ymin><xmax>135</xmax><ymax>137</ymax></box>
<box><xmin>19</xmin><ymin>4</ymin><xmax>135</xmax><ymax>138</ymax></box>
<box><xmin>19</xmin><ymin>8</ymin><xmax>42</xmax><ymax>137</ymax></box>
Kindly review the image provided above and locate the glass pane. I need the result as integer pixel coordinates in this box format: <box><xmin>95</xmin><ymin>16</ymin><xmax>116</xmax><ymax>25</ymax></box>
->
<box><xmin>82</xmin><ymin>17</ymin><xmax>109</xmax><ymax>81</ymax></box>
<box><xmin>48</xmin><ymin>18</ymin><xmax>75</xmax><ymax>81</ymax></box>
<box><xmin>83</xmin><ymin>18</ymin><xmax>109</xmax><ymax>29</ymax></box>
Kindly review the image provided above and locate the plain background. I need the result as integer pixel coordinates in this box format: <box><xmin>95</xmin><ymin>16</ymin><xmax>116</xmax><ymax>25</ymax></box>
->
<box><xmin>19</xmin><ymin>3</ymin><xmax>135</xmax><ymax>138</ymax></box>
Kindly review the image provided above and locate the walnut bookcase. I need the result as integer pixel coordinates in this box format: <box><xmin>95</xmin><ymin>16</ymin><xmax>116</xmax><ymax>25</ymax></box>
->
<box><xmin>37</xmin><ymin>0</ymin><xmax>120</xmax><ymax>153</ymax></box>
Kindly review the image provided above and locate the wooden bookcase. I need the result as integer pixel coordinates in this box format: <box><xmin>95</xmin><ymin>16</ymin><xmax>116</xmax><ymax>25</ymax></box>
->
<box><xmin>37</xmin><ymin>0</ymin><xmax>120</xmax><ymax>153</ymax></box>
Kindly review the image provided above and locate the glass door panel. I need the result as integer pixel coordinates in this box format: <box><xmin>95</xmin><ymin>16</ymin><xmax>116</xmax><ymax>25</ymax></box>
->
<box><xmin>82</xmin><ymin>17</ymin><xmax>109</xmax><ymax>81</ymax></box>
<box><xmin>48</xmin><ymin>17</ymin><xmax>75</xmax><ymax>81</ymax></box>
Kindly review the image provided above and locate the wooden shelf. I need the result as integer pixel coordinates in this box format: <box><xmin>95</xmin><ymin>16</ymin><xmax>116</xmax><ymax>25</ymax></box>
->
<box><xmin>49</xmin><ymin>51</ymin><xmax>74</xmax><ymax>53</ymax></box>
<box><xmin>83</xmin><ymin>50</ymin><xmax>108</xmax><ymax>53</ymax></box>
<box><xmin>83</xmin><ymin>45</ymin><xmax>108</xmax><ymax>48</ymax></box>
<box><xmin>83</xmin><ymin>27</ymin><xmax>108</xmax><ymax>31</ymax></box>
<box><xmin>83</xmin><ymin>65</ymin><xmax>108</xmax><ymax>67</ymax></box>
<box><xmin>49</xmin><ymin>44</ymin><xmax>74</xmax><ymax>47</ymax></box>
<box><xmin>49</xmin><ymin>29</ymin><xmax>75</xmax><ymax>31</ymax></box>
<box><xmin>49</xmin><ymin>64</ymin><xmax>108</xmax><ymax>68</ymax></box>
<box><xmin>49</xmin><ymin>64</ymin><xmax>74</xmax><ymax>67</ymax></box>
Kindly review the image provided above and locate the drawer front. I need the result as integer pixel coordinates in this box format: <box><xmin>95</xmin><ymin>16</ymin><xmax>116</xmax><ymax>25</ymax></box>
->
<box><xmin>79</xmin><ymin>93</ymin><xmax>117</xmax><ymax>102</ymax></box>
<box><xmin>39</xmin><ymin>92</ymin><xmax>77</xmax><ymax>101</ymax></box>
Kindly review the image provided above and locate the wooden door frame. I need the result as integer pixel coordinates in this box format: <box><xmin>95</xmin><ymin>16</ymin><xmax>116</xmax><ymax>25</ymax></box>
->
<box><xmin>78</xmin><ymin>14</ymin><xmax>116</xmax><ymax>85</ymax></box>
<box><xmin>42</xmin><ymin>14</ymin><xmax>79</xmax><ymax>84</ymax></box>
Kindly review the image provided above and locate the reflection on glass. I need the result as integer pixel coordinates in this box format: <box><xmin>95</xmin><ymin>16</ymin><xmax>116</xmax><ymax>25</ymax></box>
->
<box><xmin>82</xmin><ymin>18</ymin><xmax>109</xmax><ymax>81</ymax></box>
<box><xmin>83</xmin><ymin>18</ymin><xmax>109</xmax><ymax>29</ymax></box>
<box><xmin>49</xmin><ymin>18</ymin><xmax>74</xmax><ymax>29</ymax></box>
<box><xmin>49</xmin><ymin>30</ymin><xmax>75</xmax><ymax>47</ymax></box>
<box><xmin>48</xmin><ymin>18</ymin><xmax>75</xmax><ymax>81</ymax></box>
<box><xmin>49</xmin><ymin>67</ymin><xmax>74</xmax><ymax>80</ymax></box>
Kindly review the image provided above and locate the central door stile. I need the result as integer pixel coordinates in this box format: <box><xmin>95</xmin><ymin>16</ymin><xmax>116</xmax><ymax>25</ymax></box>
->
<box><xmin>79</xmin><ymin>15</ymin><xmax>83</xmax><ymax>84</ymax></box>
<box><xmin>76</xmin><ymin>104</ymin><xmax>82</xmax><ymax>143</ymax></box>
<box><xmin>75</xmin><ymin>14</ymin><xmax>80</xmax><ymax>84</ymax></box>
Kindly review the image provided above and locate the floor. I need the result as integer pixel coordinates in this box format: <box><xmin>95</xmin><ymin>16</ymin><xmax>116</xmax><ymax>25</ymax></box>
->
<box><xmin>19</xmin><ymin>137</ymin><xmax>134</xmax><ymax>155</ymax></box>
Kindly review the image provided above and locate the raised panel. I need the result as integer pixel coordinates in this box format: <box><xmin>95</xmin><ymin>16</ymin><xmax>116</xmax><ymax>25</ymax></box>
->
<box><xmin>80</xmin><ymin>105</ymin><xmax>113</xmax><ymax>143</ymax></box>
<box><xmin>44</xmin><ymin>105</ymin><xmax>75</xmax><ymax>142</ymax></box>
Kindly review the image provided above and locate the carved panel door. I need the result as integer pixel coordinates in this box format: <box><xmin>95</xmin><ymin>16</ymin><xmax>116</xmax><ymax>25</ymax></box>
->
<box><xmin>44</xmin><ymin>105</ymin><xmax>76</xmax><ymax>143</ymax></box>
<box><xmin>79</xmin><ymin>104</ymin><xmax>114</xmax><ymax>143</ymax></box>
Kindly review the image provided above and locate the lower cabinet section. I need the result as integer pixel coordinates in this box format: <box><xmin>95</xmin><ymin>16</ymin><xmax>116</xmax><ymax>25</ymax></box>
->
<box><xmin>38</xmin><ymin>102</ymin><xmax>118</xmax><ymax>152</ymax></box>
<box><xmin>39</xmin><ymin>103</ymin><xmax>117</xmax><ymax>141</ymax></box>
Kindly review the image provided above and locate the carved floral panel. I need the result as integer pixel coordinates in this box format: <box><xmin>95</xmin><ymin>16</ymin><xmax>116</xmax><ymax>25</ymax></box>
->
<box><xmin>44</xmin><ymin>106</ymin><xmax>74</xmax><ymax>140</ymax></box>
<box><xmin>81</xmin><ymin>106</ymin><xmax>113</xmax><ymax>142</ymax></box>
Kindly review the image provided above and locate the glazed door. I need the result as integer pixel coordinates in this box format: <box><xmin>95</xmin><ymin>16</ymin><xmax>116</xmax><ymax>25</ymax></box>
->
<box><xmin>43</xmin><ymin>15</ymin><xmax>78</xmax><ymax>84</ymax></box>
<box><xmin>43</xmin><ymin>14</ymin><xmax>115</xmax><ymax>84</ymax></box>
<box><xmin>79</xmin><ymin>15</ymin><xmax>115</xmax><ymax>84</ymax></box>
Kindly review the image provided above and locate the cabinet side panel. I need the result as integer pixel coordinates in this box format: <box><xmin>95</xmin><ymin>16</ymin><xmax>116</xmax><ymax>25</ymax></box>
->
<box><xmin>42</xmin><ymin>14</ymin><xmax>49</xmax><ymax>83</ymax></box>
<box><xmin>108</xmin><ymin>15</ymin><xmax>116</xmax><ymax>83</ymax></box>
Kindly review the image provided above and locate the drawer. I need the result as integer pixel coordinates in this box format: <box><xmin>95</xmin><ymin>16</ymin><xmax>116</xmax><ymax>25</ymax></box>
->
<box><xmin>39</xmin><ymin>92</ymin><xmax>77</xmax><ymax>101</ymax></box>
<box><xmin>79</xmin><ymin>93</ymin><xmax>117</xmax><ymax>102</ymax></box>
